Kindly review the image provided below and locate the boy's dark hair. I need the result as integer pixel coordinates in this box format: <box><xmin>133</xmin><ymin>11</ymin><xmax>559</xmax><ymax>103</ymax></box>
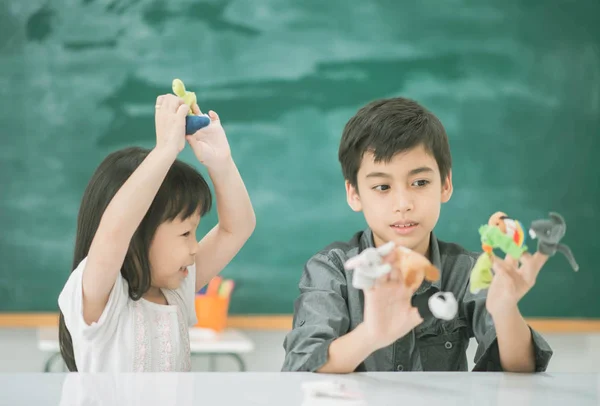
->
<box><xmin>58</xmin><ymin>146</ymin><xmax>212</xmax><ymax>371</ymax></box>
<box><xmin>338</xmin><ymin>97</ymin><xmax>452</xmax><ymax>189</ymax></box>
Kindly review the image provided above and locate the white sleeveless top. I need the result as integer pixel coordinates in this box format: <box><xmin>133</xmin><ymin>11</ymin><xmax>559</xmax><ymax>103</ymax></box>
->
<box><xmin>58</xmin><ymin>257</ymin><xmax>197</xmax><ymax>372</ymax></box>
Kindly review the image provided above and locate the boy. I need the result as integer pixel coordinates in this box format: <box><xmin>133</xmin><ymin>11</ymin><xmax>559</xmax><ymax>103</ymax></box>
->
<box><xmin>282</xmin><ymin>98</ymin><xmax>553</xmax><ymax>373</ymax></box>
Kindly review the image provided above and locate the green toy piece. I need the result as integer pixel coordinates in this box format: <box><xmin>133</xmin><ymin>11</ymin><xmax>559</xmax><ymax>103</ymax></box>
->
<box><xmin>171</xmin><ymin>78</ymin><xmax>210</xmax><ymax>135</ymax></box>
<box><xmin>479</xmin><ymin>224</ymin><xmax>528</xmax><ymax>259</ymax></box>
<box><xmin>469</xmin><ymin>212</ymin><xmax>528</xmax><ymax>294</ymax></box>
<box><xmin>172</xmin><ymin>78</ymin><xmax>197</xmax><ymax>115</ymax></box>
<box><xmin>470</xmin><ymin>254</ymin><xmax>493</xmax><ymax>294</ymax></box>
<box><xmin>470</xmin><ymin>210</ymin><xmax>578</xmax><ymax>294</ymax></box>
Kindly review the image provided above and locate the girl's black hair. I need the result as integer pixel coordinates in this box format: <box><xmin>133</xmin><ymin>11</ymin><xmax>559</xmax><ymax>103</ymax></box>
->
<box><xmin>59</xmin><ymin>147</ymin><xmax>212</xmax><ymax>371</ymax></box>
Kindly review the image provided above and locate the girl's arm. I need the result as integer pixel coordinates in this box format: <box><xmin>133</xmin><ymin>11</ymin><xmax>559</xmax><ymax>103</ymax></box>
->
<box><xmin>194</xmin><ymin>157</ymin><xmax>255</xmax><ymax>289</ymax></box>
<box><xmin>185</xmin><ymin>109</ymin><xmax>256</xmax><ymax>290</ymax></box>
<box><xmin>82</xmin><ymin>95</ymin><xmax>188</xmax><ymax>325</ymax></box>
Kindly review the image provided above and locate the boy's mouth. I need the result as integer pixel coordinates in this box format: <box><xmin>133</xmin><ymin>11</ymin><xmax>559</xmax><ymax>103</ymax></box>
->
<box><xmin>179</xmin><ymin>266</ymin><xmax>189</xmax><ymax>276</ymax></box>
<box><xmin>390</xmin><ymin>221</ymin><xmax>419</xmax><ymax>235</ymax></box>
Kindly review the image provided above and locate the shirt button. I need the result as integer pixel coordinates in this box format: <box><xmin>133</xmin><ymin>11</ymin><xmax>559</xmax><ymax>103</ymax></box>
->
<box><xmin>396</xmin><ymin>364</ymin><xmax>404</xmax><ymax>371</ymax></box>
<box><xmin>445</xmin><ymin>341</ymin><xmax>453</xmax><ymax>349</ymax></box>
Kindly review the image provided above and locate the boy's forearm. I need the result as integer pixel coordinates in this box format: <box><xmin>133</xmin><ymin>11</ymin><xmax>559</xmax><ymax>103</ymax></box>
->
<box><xmin>492</xmin><ymin>305</ymin><xmax>536</xmax><ymax>372</ymax></box>
<box><xmin>207</xmin><ymin>157</ymin><xmax>255</xmax><ymax>238</ymax></box>
<box><xmin>317</xmin><ymin>324</ymin><xmax>376</xmax><ymax>374</ymax></box>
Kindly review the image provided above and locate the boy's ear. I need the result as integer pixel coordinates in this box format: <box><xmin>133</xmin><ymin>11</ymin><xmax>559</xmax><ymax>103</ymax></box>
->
<box><xmin>345</xmin><ymin>180</ymin><xmax>363</xmax><ymax>212</ymax></box>
<box><xmin>441</xmin><ymin>170</ymin><xmax>453</xmax><ymax>203</ymax></box>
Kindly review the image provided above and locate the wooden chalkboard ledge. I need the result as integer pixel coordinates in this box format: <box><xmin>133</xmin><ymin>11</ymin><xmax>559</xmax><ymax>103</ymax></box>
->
<box><xmin>0</xmin><ymin>313</ymin><xmax>293</xmax><ymax>330</ymax></box>
<box><xmin>1</xmin><ymin>314</ymin><xmax>600</xmax><ymax>332</ymax></box>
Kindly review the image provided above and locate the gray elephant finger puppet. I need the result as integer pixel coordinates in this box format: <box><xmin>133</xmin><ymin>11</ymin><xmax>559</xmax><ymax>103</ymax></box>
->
<box><xmin>530</xmin><ymin>213</ymin><xmax>579</xmax><ymax>271</ymax></box>
<box><xmin>469</xmin><ymin>211</ymin><xmax>579</xmax><ymax>294</ymax></box>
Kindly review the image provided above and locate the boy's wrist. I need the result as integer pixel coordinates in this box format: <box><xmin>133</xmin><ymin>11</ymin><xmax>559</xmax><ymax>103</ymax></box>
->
<box><xmin>354</xmin><ymin>323</ymin><xmax>382</xmax><ymax>353</ymax></box>
<box><xmin>490</xmin><ymin>302</ymin><xmax>521</xmax><ymax>325</ymax></box>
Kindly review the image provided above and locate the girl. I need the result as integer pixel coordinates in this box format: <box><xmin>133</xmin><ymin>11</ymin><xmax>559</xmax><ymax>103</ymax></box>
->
<box><xmin>58</xmin><ymin>94</ymin><xmax>255</xmax><ymax>372</ymax></box>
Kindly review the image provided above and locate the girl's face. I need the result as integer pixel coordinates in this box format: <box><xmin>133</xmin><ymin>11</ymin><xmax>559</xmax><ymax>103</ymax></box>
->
<box><xmin>148</xmin><ymin>210</ymin><xmax>201</xmax><ymax>290</ymax></box>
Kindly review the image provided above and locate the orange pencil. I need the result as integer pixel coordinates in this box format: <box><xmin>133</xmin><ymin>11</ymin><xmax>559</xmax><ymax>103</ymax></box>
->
<box><xmin>206</xmin><ymin>276</ymin><xmax>222</xmax><ymax>296</ymax></box>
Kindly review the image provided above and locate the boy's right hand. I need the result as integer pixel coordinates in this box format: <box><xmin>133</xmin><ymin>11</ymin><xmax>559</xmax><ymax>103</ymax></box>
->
<box><xmin>154</xmin><ymin>94</ymin><xmax>190</xmax><ymax>153</ymax></box>
<box><xmin>362</xmin><ymin>252</ymin><xmax>424</xmax><ymax>350</ymax></box>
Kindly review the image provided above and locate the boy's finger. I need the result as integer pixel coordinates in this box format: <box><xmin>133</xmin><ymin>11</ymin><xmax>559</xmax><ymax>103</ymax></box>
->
<box><xmin>521</xmin><ymin>252</ymin><xmax>548</xmax><ymax>268</ymax></box>
<box><xmin>524</xmin><ymin>251</ymin><xmax>549</xmax><ymax>268</ymax></box>
<box><xmin>492</xmin><ymin>256</ymin><xmax>518</xmax><ymax>280</ymax></box>
<box><xmin>389</xmin><ymin>267</ymin><xmax>402</xmax><ymax>283</ymax></box>
<box><xmin>532</xmin><ymin>251</ymin><xmax>549</xmax><ymax>267</ymax></box>
<box><xmin>381</xmin><ymin>250</ymin><xmax>396</xmax><ymax>264</ymax></box>
<box><xmin>504</xmin><ymin>254</ymin><xmax>519</xmax><ymax>269</ymax></box>
<box><xmin>491</xmin><ymin>255</ymin><xmax>506</xmax><ymax>271</ymax></box>
<box><xmin>519</xmin><ymin>251</ymin><xmax>548</xmax><ymax>280</ymax></box>
<box><xmin>375</xmin><ymin>273</ymin><xmax>390</xmax><ymax>286</ymax></box>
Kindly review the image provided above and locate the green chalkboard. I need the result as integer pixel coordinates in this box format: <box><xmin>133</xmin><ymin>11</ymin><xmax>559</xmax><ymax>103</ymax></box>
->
<box><xmin>1</xmin><ymin>0</ymin><xmax>598</xmax><ymax>318</ymax></box>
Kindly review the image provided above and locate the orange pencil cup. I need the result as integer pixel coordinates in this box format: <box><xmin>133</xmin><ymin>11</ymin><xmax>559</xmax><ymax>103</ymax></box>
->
<box><xmin>194</xmin><ymin>295</ymin><xmax>230</xmax><ymax>332</ymax></box>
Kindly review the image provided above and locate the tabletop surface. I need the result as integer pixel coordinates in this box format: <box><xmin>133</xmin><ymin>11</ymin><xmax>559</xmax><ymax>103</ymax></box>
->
<box><xmin>1</xmin><ymin>372</ymin><xmax>598</xmax><ymax>406</ymax></box>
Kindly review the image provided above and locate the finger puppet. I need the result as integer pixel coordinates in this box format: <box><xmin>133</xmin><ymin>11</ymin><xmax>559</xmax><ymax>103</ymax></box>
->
<box><xmin>529</xmin><ymin>212</ymin><xmax>579</xmax><ymax>271</ymax></box>
<box><xmin>344</xmin><ymin>242</ymin><xmax>458</xmax><ymax>320</ymax></box>
<box><xmin>470</xmin><ymin>211</ymin><xmax>578</xmax><ymax>294</ymax></box>
<box><xmin>470</xmin><ymin>212</ymin><xmax>528</xmax><ymax>293</ymax></box>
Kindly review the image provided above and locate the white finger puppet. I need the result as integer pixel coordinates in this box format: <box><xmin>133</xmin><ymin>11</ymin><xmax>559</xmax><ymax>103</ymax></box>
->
<box><xmin>428</xmin><ymin>291</ymin><xmax>458</xmax><ymax>321</ymax></box>
<box><xmin>301</xmin><ymin>380</ymin><xmax>366</xmax><ymax>406</ymax></box>
<box><xmin>344</xmin><ymin>241</ymin><xmax>396</xmax><ymax>290</ymax></box>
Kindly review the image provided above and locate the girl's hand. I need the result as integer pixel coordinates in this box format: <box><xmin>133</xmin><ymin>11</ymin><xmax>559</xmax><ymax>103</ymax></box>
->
<box><xmin>154</xmin><ymin>94</ymin><xmax>190</xmax><ymax>153</ymax></box>
<box><xmin>186</xmin><ymin>103</ymin><xmax>232</xmax><ymax>169</ymax></box>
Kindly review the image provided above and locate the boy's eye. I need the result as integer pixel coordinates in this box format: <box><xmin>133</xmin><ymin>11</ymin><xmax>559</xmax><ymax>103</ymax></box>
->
<box><xmin>373</xmin><ymin>185</ymin><xmax>390</xmax><ymax>191</ymax></box>
<box><xmin>182</xmin><ymin>231</ymin><xmax>190</xmax><ymax>237</ymax></box>
<box><xmin>412</xmin><ymin>180</ymin><xmax>430</xmax><ymax>187</ymax></box>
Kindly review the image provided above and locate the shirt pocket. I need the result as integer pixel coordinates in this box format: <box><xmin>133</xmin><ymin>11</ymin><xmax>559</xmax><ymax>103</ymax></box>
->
<box><xmin>417</xmin><ymin>318</ymin><xmax>470</xmax><ymax>371</ymax></box>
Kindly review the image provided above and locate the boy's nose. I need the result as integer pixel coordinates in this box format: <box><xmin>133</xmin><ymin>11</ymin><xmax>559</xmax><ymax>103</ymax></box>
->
<box><xmin>393</xmin><ymin>191</ymin><xmax>414</xmax><ymax>212</ymax></box>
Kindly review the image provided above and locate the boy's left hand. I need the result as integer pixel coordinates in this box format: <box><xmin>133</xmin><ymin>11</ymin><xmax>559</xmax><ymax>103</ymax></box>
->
<box><xmin>486</xmin><ymin>252</ymin><xmax>548</xmax><ymax>317</ymax></box>
<box><xmin>186</xmin><ymin>103</ymin><xmax>232</xmax><ymax>168</ymax></box>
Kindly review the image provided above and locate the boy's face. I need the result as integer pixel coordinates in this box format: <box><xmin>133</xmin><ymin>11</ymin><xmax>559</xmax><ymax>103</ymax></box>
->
<box><xmin>345</xmin><ymin>144</ymin><xmax>453</xmax><ymax>256</ymax></box>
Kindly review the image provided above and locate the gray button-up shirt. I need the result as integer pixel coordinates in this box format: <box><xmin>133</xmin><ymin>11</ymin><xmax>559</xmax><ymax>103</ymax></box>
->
<box><xmin>282</xmin><ymin>229</ymin><xmax>553</xmax><ymax>372</ymax></box>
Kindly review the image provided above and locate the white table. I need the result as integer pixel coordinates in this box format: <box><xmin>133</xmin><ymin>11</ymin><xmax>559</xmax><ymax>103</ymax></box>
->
<box><xmin>1</xmin><ymin>372</ymin><xmax>598</xmax><ymax>405</ymax></box>
<box><xmin>37</xmin><ymin>327</ymin><xmax>254</xmax><ymax>372</ymax></box>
